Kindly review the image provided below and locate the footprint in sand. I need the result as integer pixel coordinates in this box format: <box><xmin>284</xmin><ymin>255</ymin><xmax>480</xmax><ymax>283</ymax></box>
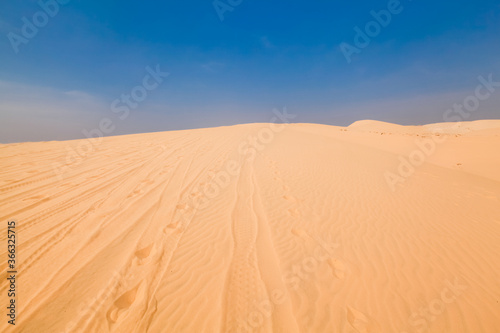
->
<box><xmin>291</xmin><ymin>228</ymin><xmax>309</xmax><ymax>239</ymax></box>
<box><xmin>127</xmin><ymin>190</ymin><xmax>141</xmax><ymax>198</ymax></box>
<box><xmin>166</xmin><ymin>218</ymin><xmax>187</xmax><ymax>234</ymax></box>
<box><xmin>176</xmin><ymin>203</ymin><xmax>189</xmax><ymax>210</ymax></box>
<box><xmin>346</xmin><ymin>307</ymin><xmax>373</xmax><ymax>333</ymax></box>
<box><xmin>165</xmin><ymin>221</ymin><xmax>180</xmax><ymax>231</ymax></box>
<box><xmin>107</xmin><ymin>284</ymin><xmax>141</xmax><ymax>324</ymax></box>
<box><xmin>134</xmin><ymin>244</ymin><xmax>154</xmax><ymax>265</ymax></box>
<box><xmin>327</xmin><ymin>258</ymin><xmax>346</xmax><ymax>279</ymax></box>
<box><xmin>287</xmin><ymin>208</ymin><xmax>301</xmax><ymax>217</ymax></box>
<box><xmin>86</xmin><ymin>199</ymin><xmax>105</xmax><ymax>214</ymax></box>
<box><xmin>190</xmin><ymin>191</ymin><xmax>201</xmax><ymax>198</ymax></box>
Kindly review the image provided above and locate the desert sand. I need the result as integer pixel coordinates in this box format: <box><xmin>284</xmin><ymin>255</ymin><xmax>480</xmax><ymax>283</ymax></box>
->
<box><xmin>1</xmin><ymin>120</ymin><xmax>500</xmax><ymax>333</ymax></box>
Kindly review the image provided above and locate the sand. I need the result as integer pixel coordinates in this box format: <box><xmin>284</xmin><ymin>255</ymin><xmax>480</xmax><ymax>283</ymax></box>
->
<box><xmin>1</xmin><ymin>120</ymin><xmax>499</xmax><ymax>333</ymax></box>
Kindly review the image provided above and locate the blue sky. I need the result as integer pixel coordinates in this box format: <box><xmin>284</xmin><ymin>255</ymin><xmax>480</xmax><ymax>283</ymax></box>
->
<box><xmin>1</xmin><ymin>0</ymin><xmax>500</xmax><ymax>142</ymax></box>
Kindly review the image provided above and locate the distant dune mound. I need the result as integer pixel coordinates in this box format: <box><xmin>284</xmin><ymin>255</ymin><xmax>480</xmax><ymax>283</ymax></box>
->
<box><xmin>348</xmin><ymin>119</ymin><xmax>422</xmax><ymax>134</ymax></box>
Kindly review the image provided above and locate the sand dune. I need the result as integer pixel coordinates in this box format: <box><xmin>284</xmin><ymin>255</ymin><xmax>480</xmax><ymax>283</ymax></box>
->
<box><xmin>1</xmin><ymin>121</ymin><xmax>500</xmax><ymax>333</ymax></box>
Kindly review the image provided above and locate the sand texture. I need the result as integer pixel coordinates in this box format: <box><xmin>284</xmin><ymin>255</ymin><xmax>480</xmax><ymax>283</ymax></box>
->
<box><xmin>1</xmin><ymin>120</ymin><xmax>499</xmax><ymax>332</ymax></box>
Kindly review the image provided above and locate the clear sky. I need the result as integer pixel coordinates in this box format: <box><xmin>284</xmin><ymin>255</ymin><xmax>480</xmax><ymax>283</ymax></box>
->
<box><xmin>1</xmin><ymin>0</ymin><xmax>499</xmax><ymax>142</ymax></box>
